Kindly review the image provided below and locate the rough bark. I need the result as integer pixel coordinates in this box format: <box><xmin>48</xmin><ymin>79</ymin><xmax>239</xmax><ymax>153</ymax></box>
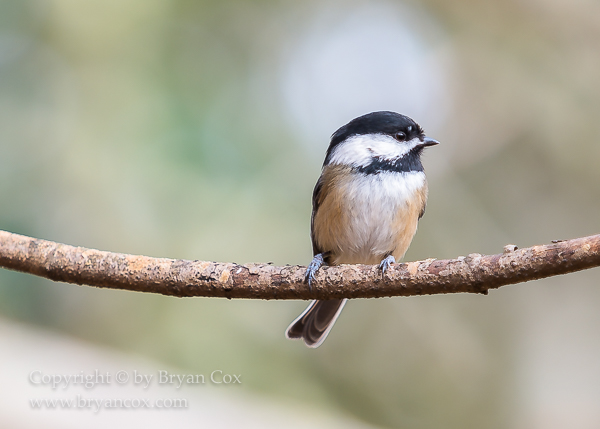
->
<box><xmin>0</xmin><ymin>230</ymin><xmax>599</xmax><ymax>300</ymax></box>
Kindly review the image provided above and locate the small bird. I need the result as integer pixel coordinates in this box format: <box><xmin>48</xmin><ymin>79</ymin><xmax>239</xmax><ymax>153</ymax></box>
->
<box><xmin>286</xmin><ymin>111</ymin><xmax>439</xmax><ymax>348</ymax></box>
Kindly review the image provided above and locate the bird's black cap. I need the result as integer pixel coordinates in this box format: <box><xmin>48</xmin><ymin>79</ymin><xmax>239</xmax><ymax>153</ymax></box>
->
<box><xmin>325</xmin><ymin>111</ymin><xmax>425</xmax><ymax>165</ymax></box>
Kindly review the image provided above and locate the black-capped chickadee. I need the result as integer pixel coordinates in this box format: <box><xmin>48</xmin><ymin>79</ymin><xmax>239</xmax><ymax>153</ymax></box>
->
<box><xmin>286</xmin><ymin>111</ymin><xmax>439</xmax><ymax>348</ymax></box>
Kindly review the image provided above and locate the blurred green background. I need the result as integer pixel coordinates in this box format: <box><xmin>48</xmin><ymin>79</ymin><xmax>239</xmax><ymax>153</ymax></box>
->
<box><xmin>1</xmin><ymin>0</ymin><xmax>599</xmax><ymax>427</ymax></box>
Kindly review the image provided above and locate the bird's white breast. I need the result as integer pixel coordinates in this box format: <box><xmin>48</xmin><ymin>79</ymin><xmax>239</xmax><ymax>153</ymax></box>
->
<box><xmin>333</xmin><ymin>170</ymin><xmax>426</xmax><ymax>264</ymax></box>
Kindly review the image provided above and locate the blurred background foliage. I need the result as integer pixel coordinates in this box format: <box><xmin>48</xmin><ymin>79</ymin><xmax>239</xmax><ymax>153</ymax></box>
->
<box><xmin>1</xmin><ymin>0</ymin><xmax>599</xmax><ymax>427</ymax></box>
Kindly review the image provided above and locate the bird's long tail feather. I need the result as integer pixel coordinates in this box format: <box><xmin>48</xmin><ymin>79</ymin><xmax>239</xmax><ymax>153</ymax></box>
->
<box><xmin>285</xmin><ymin>299</ymin><xmax>347</xmax><ymax>348</ymax></box>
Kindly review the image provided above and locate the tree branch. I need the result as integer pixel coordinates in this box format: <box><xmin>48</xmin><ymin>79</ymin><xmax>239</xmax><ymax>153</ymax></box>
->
<box><xmin>0</xmin><ymin>230</ymin><xmax>599</xmax><ymax>300</ymax></box>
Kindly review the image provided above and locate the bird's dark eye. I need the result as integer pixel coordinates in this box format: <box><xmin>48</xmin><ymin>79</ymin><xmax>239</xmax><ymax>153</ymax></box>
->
<box><xmin>395</xmin><ymin>132</ymin><xmax>407</xmax><ymax>142</ymax></box>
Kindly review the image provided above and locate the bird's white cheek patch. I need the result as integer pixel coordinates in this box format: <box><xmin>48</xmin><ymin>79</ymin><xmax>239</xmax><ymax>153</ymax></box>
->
<box><xmin>328</xmin><ymin>134</ymin><xmax>419</xmax><ymax>167</ymax></box>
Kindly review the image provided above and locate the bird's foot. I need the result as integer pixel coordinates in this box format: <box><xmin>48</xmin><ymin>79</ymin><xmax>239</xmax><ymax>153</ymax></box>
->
<box><xmin>305</xmin><ymin>253</ymin><xmax>325</xmax><ymax>290</ymax></box>
<box><xmin>379</xmin><ymin>255</ymin><xmax>396</xmax><ymax>276</ymax></box>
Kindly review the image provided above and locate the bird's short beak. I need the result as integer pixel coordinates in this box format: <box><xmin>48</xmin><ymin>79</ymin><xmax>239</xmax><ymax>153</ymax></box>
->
<box><xmin>420</xmin><ymin>137</ymin><xmax>439</xmax><ymax>148</ymax></box>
